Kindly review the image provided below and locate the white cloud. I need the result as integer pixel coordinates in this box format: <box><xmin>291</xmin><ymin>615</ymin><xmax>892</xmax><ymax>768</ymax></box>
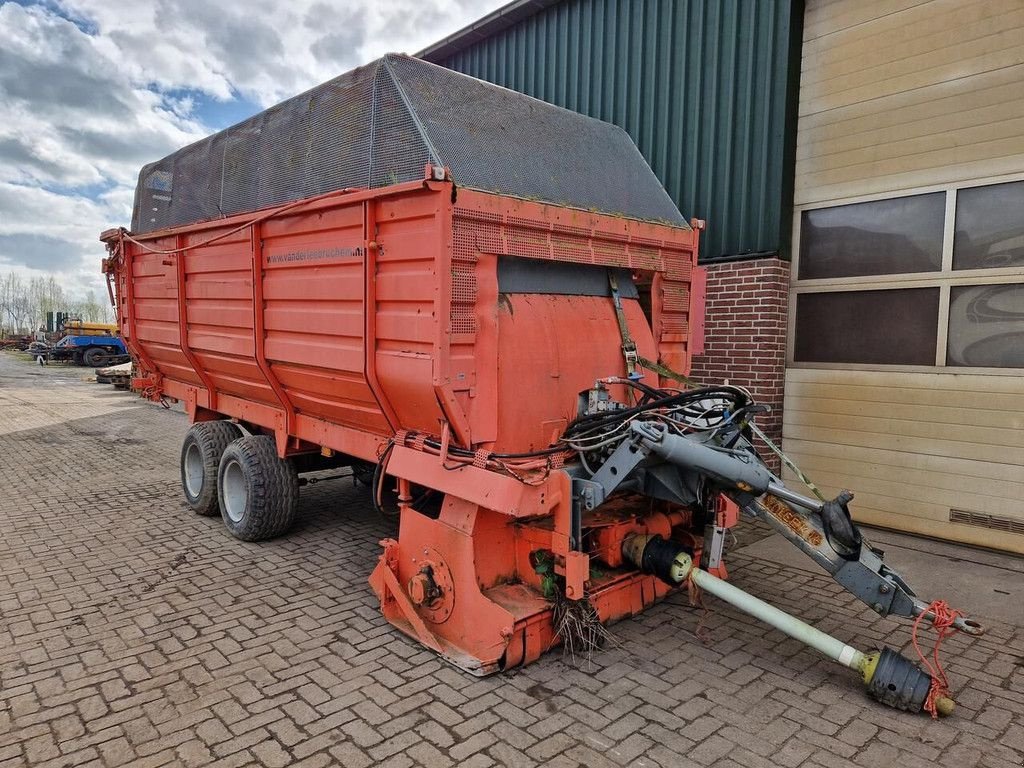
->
<box><xmin>55</xmin><ymin>0</ymin><xmax>498</xmax><ymax>106</ymax></box>
<box><xmin>0</xmin><ymin>4</ymin><xmax>207</xmax><ymax>184</ymax></box>
<box><xmin>0</xmin><ymin>0</ymin><xmax>503</xmax><ymax>299</ymax></box>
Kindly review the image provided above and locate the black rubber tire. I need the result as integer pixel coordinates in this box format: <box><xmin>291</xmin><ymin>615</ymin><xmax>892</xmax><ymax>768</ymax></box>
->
<box><xmin>82</xmin><ymin>347</ymin><xmax>106</xmax><ymax>367</ymax></box>
<box><xmin>180</xmin><ymin>421</ymin><xmax>243</xmax><ymax>516</ymax></box>
<box><xmin>217</xmin><ymin>435</ymin><xmax>298</xmax><ymax>542</ymax></box>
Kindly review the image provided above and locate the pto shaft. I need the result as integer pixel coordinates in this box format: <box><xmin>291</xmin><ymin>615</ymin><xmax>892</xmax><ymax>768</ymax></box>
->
<box><xmin>621</xmin><ymin>534</ymin><xmax>954</xmax><ymax>716</ymax></box>
<box><xmin>688</xmin><ymin>566</ymin><xmax>866</xmax><ymax>671</ymax></box>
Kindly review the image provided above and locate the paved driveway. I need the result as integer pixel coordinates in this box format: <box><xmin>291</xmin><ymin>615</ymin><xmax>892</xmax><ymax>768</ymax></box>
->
<box><xmin>1</xmin><ymin>352</ymin><xmax>1021</xmax><ymax>767</ymax></box>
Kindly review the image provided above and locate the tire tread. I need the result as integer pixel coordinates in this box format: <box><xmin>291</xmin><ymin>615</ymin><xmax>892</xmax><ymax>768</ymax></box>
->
<box><xmin>181</xmin><ymin>421</ymin><xmax>241</xmax><ymax>516</ymax></box>
<box><xmin>218</xmin><ymin>435</ymin><xmax>297</xmax><ymax>541</ymax></box>
<box><xmin>83</xmin><ymin>347</ymin><xmax>106</xmax><ymax>367</ymax></box>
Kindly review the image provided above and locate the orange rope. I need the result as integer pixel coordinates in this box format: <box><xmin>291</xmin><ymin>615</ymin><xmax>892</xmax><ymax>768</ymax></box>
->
<box><xmin>120</xmin><ymin>187</ymin><xmax>364</xmax><ymax>255</ymax></box>
<box><xmin>687</xmin><ymin>577</ymin><xmax>712</xmax><ymax>644</ymax></box>
<box><xmin>910</xmin><ymin>599</ymin><xmax>962</xmax><ymax>719</ymax></box>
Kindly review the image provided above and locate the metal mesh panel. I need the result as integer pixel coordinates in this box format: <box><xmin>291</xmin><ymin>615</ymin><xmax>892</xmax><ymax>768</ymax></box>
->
<box><xmin>300</xmin><ymin>62</ymin><xmax>376</xmax><ymax>199</ymax></box>
<box><xmin>219</xmin><ymin>125</ymin><xmax>261</xmax><ymax>216</ymax></box>
<box><xmin>132</xmin><ymin>55</ymin><xmax>687</xmax><ymax>234</ymax></box>
<box><xmin>388</xmin><ymin>55</ymin><xmax>685</xmax><ymax>227</ymax></box>
<box><xmin>368</xmin><ymin>62</ymin><xmax>440</xmax><ymax>188</ymax></box>
<box><xmin>251</xmin><ymin>104</ymin><xmax>307</xmax><ymax>210</ymax></box>
<box><xmin>133</xmin><ymin>61</ymin><xmax>381</xmax><ymax>232</ymax></box>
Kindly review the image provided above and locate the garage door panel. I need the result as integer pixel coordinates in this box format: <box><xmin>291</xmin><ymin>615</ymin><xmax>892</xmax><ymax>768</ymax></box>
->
<box><xmin>785</xmin><ymin>410</ymin><xmax>1024</xmax><ymax>450</ymax></box>
<box><xmin>785</xmin><ymin>395</ymin><xmax>1020</xmax><ymax>430</ymax></box>
<box><xmin>781</xmin><ymin>437</ymin><xmax>1024</xmax><ymax>484</ymax></box>
<box><xmin>848</xmin><ymin>506</ymin><xmax>1023</xmax><ymax>554</ymax></box>
<box><xmin>792</xmin><ymin>2</ymin><xmax>1024</xmax><ymax>553</ymax></box>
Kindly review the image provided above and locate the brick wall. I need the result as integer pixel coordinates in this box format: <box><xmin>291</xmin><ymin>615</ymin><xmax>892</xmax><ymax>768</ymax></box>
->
<box><xmin>690</xmin><ymin>257</ymin><xmax>790</xmax><ymax>471</ymax></box>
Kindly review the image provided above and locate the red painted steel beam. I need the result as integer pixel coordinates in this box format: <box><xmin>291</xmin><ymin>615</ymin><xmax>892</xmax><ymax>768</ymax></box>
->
<box><xmin>175</xmin><ymin>233</ymin><xmax>218</xmax><ymax>412</ymax></box>
<box><xmin>120</xmin><ymin>231</ymin><xmax>160</xmax><ymax>383</ymax></box>
<box><xmin>362</xmin><ymin>199</ymin><xmax>402</xmax><ymax>434</ymax></box>
<box><xmin>250</xmin><ymin>222</ymin><xmax>296</xmax><ymax>454</ymax></box>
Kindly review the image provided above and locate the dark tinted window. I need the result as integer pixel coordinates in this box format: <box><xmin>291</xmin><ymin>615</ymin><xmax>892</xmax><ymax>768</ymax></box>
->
<box><xmin>947</xmin><ymin>284</ymin><xmax>1024</xmax><ymax>368</ymax></box>
<box><xmin>794</xmin><ymin>289</ymin><xmax>939</xmax><ymax>365</ymax></box>
<box><xmin>799</xmin><ymin>193</ymin><xmax>945</xmax><ymax>279</ymax></box>
<box><xmin>953</xmin><ymin>181</ymin><xmax>1024</xmax><ymax>270</ymax></box>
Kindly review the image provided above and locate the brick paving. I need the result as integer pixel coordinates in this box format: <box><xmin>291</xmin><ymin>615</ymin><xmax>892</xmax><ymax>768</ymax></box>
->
<box><xmin>1</xmin><ymin>351</ymin><xmax>1022</xmax><ymax>768</ymax></box>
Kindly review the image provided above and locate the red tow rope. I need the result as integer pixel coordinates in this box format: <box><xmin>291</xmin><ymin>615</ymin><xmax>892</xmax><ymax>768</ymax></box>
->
<box><xmin>910</xmin><ymin>600</ymin><xmax>962</xmax><ymax>718</ymax></box>
<box><xmin>687</xmin><ymin>578</ymin><xmax>712</xmax><ymax>645</ymax></box>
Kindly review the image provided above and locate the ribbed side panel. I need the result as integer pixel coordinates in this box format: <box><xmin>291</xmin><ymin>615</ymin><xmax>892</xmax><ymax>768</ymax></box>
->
<box><xmin>428</xmin><ymin>0</ymin><xmax>802</xmax><ymax>262</ymax></box>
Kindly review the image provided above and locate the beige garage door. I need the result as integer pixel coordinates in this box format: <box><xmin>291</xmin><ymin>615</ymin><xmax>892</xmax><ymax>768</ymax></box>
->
<box><xmin>784</xmin><ymin>0</ymin><xmax>1024</xmax><ymax>553</ymax></box>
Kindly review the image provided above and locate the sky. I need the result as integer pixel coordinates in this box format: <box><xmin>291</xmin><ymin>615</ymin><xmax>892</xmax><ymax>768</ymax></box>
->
<box><xmin>0</xmin><ymin>0</ymin><xmax>505</xmax><ymax>299</ymax></box>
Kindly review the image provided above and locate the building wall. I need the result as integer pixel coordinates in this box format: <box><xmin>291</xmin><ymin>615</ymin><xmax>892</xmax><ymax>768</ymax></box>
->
<box><xmin>690</xmin><ymin>258</ymin><xmax>789</xmax><ymax>472</ymax></box>
<box><xmin>785</xmin><ymin>0</ymin><xmax>1024</xmax><ymax>553</ymax></box>
<box><xmin>423</xmin><ymin>0</ymin><xmax>804</xmax><ymax>263</ymax></box>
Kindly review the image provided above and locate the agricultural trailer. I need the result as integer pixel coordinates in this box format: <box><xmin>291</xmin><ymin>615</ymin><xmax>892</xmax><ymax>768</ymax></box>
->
<box><xmin>102</xmin><ymin>54</ymin><xmax>980</xmax><ymax>717</ymax></box>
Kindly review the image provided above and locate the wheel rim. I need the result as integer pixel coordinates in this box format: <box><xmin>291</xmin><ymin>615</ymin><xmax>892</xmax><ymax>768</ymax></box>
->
<box><xmin>183</xmin><ymin>442</ymin><xmax>204</xmax><ymax>498</ymax></box>
<box><xmin>222</xmin><ymin>458</ymin><xmax>248</xmax><ymax>522</ymax></box>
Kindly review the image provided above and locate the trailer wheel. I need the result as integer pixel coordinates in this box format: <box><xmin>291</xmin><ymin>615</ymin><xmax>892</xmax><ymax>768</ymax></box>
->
<box><xmin>82</xmin><ymin>347</ymin><xmax>106</xmax><ymax>367</ymax></box>
<box><xmin>217</xmin><ymin>435</ymin><xmax>298</xmax><ymax>541</ymax></box>
<box><xmin>181</xmin><ymin>421</ymin><xmax>243</xmax><ymax>516</ymax></box>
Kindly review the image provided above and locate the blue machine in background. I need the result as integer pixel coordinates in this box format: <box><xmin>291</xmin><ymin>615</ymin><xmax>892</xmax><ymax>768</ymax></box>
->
<box><xmin>44</xmin><ymin>334</ymin><xmax>128</xmax><ymax>367</ymax></box>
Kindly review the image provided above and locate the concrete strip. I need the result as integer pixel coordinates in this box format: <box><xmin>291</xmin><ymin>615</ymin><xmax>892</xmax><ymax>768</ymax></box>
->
<box><xmin>735</xmin><ymin>527</ymin><xmax>1024</xmax><ymax>625</ymax></box>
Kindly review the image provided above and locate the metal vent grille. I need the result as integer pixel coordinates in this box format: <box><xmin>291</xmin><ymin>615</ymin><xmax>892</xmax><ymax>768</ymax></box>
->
<box><xmin>950</xmin><ymin>509</ymin><xmax>1024</xmax><ymax>535</ymax></box>
<box><xmin>450</xmin><ymin>211</ymin><xmax>496</xmax><ymax>335</ymax></box>
<box><xmin>132</xmin><ymin>54</ymin><xmax>687</xmax><ymax>234</ymax></box>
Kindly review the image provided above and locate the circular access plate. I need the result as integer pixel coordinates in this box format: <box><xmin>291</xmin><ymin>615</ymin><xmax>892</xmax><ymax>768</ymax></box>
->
<box><xmin>412</xmin><ymin>547</ymin><xmax>455</xmax><ymax>625</ymax></box>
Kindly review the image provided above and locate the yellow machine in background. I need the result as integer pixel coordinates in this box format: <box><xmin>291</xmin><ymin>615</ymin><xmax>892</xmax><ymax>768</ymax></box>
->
<box><xmin>60</xmin><ymin>320</ymin><xmax>118</xmax><ymax>337</ymax></box>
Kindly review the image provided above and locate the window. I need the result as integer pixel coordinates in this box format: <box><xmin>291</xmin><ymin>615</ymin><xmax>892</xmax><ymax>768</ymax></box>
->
<box><xmin>799</xmin><ymin>193</ymin><xmax>944</xmax><ymax>279</ymax></box>
<box><xmin>795</xmin><ymin>289</ymin><xmax>939</xmax><ymax>365</ymax></box>
<box><xmin>794</xmin><ymin>178</ymin><xmax>1024</xmax><ymax>370</ymax></box>
<box><xmin>947</xmin><ymin>284</ymin><xmax>1024</xmax><ymax>368</ymax></box>
<box><xmin>953</xmin><ymin>181</ymin><xmax>1024</xmax><ymax>270</ymax></box>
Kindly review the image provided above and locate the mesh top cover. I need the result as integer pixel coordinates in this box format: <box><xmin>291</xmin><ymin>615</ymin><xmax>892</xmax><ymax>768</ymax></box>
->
<box><xmin>131</xmin><ymin>54</ymin><xmax>687</xmax><ymax>233</ymax></box>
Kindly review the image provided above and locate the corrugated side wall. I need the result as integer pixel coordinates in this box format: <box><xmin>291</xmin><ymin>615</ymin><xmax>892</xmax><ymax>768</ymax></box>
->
<box><xmin>425</xmin><ymin>0</ymin><xmax>803</xmax><ymax>263</ymax></box>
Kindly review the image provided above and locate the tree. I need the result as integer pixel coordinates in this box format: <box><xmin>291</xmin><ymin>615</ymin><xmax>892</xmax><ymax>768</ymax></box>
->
<box><xmin>29</xmin><ymin>275</ymin><xmax>66</xmax><ymax>331</ymax></box>
<box><xmin>68</xmin><ymin>290</ymin><xmax>109</xmax><ymax>323</ymax></box>
<box><xmin>0</xmin><ymin>273</ymin><xmax>10</xmax><ymax>333</ymax></box>
<box><xmin>2</xmin><ymin>273</ymin><xmax>31</xmax><ymax>333</ymax></box>
<box><xmin>0</xmin><ymin>271</ymin><xmax>112</xmax><ymax>333</ymax></box>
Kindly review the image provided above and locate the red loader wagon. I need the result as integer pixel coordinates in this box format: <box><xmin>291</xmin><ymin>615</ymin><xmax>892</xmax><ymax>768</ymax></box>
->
<box><xmin>102</xmin><ymin>54</ymin><xmax>980</xmax><ymax>716</ymax></box>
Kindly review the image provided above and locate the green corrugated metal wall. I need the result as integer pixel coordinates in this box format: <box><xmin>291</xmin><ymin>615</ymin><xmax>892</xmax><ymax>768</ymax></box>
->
<box><xmin>425</xmin><ymin>0</ymin><xmax>802</xmax><ymax>262</ymax></box>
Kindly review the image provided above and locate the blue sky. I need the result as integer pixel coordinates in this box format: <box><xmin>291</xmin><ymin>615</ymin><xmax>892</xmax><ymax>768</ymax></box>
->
<box><xmin>0</xmin><ymin>0</ymin><xmax>504</xmax><ymax>298</ymax></box>
<box><xmin>180</xmin><ymin>90</ymin><xmax>263</xmax><ymax>131</ymax></box>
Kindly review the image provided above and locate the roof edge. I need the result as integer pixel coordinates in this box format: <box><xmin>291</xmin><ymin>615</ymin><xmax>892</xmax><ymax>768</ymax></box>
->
<box><xmin>417</xmin><ymin>0</ymin><xmax>561</xmax><ymax>62</ymax></box>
